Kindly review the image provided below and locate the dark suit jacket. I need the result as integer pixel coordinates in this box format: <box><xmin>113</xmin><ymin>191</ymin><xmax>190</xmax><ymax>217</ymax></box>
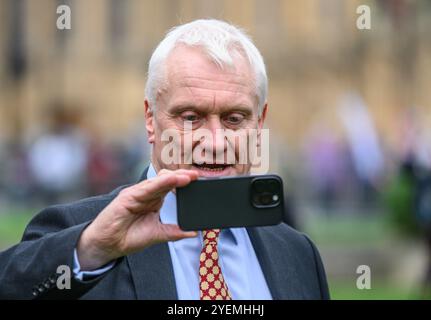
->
<box><xmin>0</xmin><ymin>169</ymin><xmax>330</xmax><ymax>300</ymax></box>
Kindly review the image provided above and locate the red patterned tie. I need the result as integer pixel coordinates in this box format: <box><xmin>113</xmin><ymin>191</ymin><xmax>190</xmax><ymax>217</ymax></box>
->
<box><xmin>199</xmin><ymin>229</ymin><xmax>232</xmax><ymax>300</ymax></box>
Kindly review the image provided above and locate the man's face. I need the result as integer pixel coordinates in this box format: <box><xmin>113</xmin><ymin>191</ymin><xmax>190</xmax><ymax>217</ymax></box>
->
<box><xmin>145</xmin><ymin>45</ymin><xmax>267</xmax><ymax>177</ymax></box>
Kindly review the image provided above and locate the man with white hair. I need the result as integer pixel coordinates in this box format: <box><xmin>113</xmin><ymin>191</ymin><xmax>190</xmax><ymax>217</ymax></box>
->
<box><xmin>0</xmin><ymin>19</ymin><xmax>329</xmax><ymax>300</ymax></box>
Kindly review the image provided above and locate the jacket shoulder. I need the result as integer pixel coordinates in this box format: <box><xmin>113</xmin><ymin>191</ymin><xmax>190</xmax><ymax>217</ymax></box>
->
<box><xmin>257</xmin><ymin>223</ymin><xmax>324</xmax><ymax>268</ymax></box>
<box><xmin>256</xmin><ymin>222</ymin><xmax>311</xmax><ymax>248</ymax></box>
<box><xmin>52</xmin><ymin>185</ymin><xmax>130</xmax><ymax>223</ymax></box>
<box><xmin>24</xmin><ymin>184</ymin><xmax>130</xmax><ymax>238</ymax></box>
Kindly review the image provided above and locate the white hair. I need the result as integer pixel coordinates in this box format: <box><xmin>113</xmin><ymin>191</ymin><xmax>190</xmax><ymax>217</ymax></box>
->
<box><xmin>144</xmin><ymin>19</ymin><xmax>268</xmax><ymax>115</ymax></box>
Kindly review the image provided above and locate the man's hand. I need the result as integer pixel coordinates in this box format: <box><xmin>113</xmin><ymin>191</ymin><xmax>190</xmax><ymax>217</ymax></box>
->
<box><xmin>76</xmin><ymin>169</ymin><xmax>199</xmax><ymax>271</ymax></box>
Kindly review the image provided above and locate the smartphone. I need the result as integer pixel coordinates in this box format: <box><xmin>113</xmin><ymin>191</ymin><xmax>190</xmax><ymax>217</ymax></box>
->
<box><xmin>176</xmin><ymin>174</ymin><xmax>284</xmax><ymax>231</ymax></box>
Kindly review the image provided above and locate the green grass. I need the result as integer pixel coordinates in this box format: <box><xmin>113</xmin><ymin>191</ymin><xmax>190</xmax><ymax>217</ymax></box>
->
<box><xmin>0</xmin><ymin>210</ymin><xmax>35</xmax><ymax>250</ymax></box>
<box><xmin>302</xmin><ymin>214</ymin><xmax>427</xmax><ymax>300</ymax></box>
<box><xmin>328</xmin><ymin>280</ymin><xmax>426</xmax><ymax>300</ymax></box>
<box><xmin>303</xmin><ymin>213</ymin><xmax>396</xmax><ymax>247</ymax></box>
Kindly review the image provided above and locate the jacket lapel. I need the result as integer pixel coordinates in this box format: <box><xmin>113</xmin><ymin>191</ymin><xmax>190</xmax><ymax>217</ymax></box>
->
<box><xmin>127</xmin><ymin>243</ymin><xmax>178</xmax><ymax>300</ymax></box>
<box><xmin>247</xmin><ymin>226</ymin><xmax>305</xmax><ymax>300</ymax></box>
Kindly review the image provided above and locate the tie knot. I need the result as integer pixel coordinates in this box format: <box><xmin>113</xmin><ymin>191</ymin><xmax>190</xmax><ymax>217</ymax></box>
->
<box><xmin>202</xmin><ymin>229</ymin><xmax>221</xmax><ymax>245</ymax></box>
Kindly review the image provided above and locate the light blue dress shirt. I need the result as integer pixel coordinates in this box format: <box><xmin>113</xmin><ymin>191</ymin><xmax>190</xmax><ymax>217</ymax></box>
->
<box><xmin>74</xmin><ymin>164</ymin><xmax>272</xmax><ymax>300</ymax></box>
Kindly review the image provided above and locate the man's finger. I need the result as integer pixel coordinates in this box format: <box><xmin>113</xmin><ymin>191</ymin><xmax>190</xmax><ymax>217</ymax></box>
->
<box><xmin>134</xmin><ymin>169</ymin><xmax>198</xmax><ymax>188</ymax></box>
<box><xmin>133</xmin><ymin>173</ymin><xmax>197</xmax><ymax>202</ymax></box>
<box><xmin>157</xmin><ymin>169</ymin><xmax>199</xmax><ymax>194</ymax></box>
<box><xmin>158</xmin><ymin>169</ymin><xmax>199</xmax><ymax>178</ymax></box>
<box><xmin>158</xmin><ymin>224</ymin><xmax>198</xmax><ymax>242</ymax></box>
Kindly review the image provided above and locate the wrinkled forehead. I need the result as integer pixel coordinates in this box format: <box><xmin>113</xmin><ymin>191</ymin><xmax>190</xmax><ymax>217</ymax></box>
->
<box><xmin>164</xmin><ymin>45</ymin><xmax>256</xmax><ymax>95</ymax></box>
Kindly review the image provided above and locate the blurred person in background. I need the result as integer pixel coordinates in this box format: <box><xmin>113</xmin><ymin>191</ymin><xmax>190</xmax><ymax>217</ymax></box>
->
<box><xmin>0</xmin><ymin>141</ymin><xmax>34</xmax><ymax>207</ymax></box>
<box><xmin>86</xmin><ymin>136</ymin><xmax>121</xmax><ymax>196</ymax></box>
<box><xmin>338</xmin><ymin>93</ymin><xmax>385</xmax><ymax>208</ymax></box>
<box><xmin>401</xmin><ymin>108</ymin><xmax>431</xmax><ymax>298</ymax></box>
<box><xmin>27</xmin><ymin>105</ymin><xmax>88</xmax><ymax>204</ymax></box>
<box><xmin>414</xmin><ymin>163</ymin><xmax>431</xmax><ymax>298</ymax></box>
<box><xmin>303</xmin><ymin>121</ymin><xmax>348</xmax><ymax>215</ymax></box>
<box><xmin>385</xmin><ymin>107</ymin><xmax>431</xmax><ymax>298</ymax></box>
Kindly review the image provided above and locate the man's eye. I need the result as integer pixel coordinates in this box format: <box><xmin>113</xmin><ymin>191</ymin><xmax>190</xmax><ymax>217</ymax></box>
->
<box><xmin>181</xmin><ymin>112</ymin><xmax>200</xmax><ymax>122</ymax></box>
<box><xmin>224</xmin><ymin>114</ymin><xmax>245</xmax><ymax>125</ymax></box>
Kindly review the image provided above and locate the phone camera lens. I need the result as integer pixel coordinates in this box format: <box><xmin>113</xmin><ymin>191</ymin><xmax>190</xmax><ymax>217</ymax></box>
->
<box><xmin>260</xmin><ymin>193</ymin><xmax>273</xmax><ymax>205</ymax></box>
<box><xmin>251</xmin><ymin>178</ymin><xmax>282</xmax><ymax>208</ymax></box>
<box><xmin>268</xmin><ymin>180</ymin><xmax>279</xmax><ymax>193</ymax></box>
<box><xmin>253</xmin><ymin>180</ymin><xmax>265</xmax><ymax>193</ymax></box>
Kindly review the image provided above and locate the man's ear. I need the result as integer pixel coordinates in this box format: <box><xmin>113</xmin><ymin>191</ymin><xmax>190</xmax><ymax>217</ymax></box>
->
<box><xmin>256</xmin><ymin>103</ymin><xmax>268</xmax><ymax>148</ymax></box>
<box><xmin>258</xmin><ymin>103</ymin><xmax>268</xmax><ymax>130</ymax></box>
<box><xmin>144</xmin><ymin>99</ymin><xmax>155</xmax><ymax>144</ymax></box>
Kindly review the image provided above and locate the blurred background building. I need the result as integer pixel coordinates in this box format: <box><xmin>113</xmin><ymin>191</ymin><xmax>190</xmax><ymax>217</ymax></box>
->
<box><xmin>0</xmin><ymin>0</ymin><xmax>431</xmax><ymax>299</ymax></box>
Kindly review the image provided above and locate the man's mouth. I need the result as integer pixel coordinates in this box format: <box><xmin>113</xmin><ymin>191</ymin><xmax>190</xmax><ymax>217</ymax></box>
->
<box><xmin>192</xmin><ymin>163</ymin><xmax>233</xmax><ymax>172</ymax></box>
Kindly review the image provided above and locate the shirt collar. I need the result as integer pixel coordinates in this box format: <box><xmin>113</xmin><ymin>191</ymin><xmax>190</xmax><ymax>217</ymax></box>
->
<box><xmin>146</xmin><ymin>163</ymin><xmax>239</xmax><ymax>245</ymax></box>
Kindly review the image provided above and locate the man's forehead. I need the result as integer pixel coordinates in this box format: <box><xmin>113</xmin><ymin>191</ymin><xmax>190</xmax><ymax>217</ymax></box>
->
<box><xmin>165</xmin><ymin>45</ymin><xmax>254</xmax><ymax>84</ymax></box>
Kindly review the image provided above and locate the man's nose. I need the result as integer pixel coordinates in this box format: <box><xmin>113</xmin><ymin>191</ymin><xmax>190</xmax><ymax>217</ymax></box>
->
<box><xmin>201</xmin><ymin>117</ymin><xmax>227</xmax><ymax>159</ymax></box>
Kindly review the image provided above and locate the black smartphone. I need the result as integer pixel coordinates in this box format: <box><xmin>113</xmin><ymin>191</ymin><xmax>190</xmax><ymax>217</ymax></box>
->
<box><xmin>176</xmin><ymin>174</ymin><xmax>284</xmax><ymax>231</ymax></box>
